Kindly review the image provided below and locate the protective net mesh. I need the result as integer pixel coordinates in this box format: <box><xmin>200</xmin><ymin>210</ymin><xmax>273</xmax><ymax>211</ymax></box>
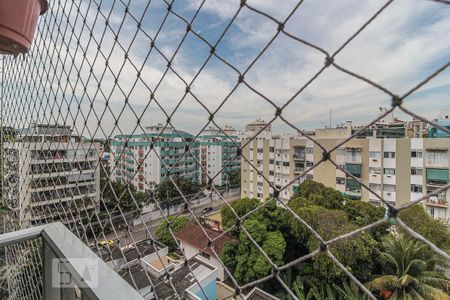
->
<box><xmin>1</xmin><ymin>0</ymin><xmax>450</xmax><ymax>299</ymax></box>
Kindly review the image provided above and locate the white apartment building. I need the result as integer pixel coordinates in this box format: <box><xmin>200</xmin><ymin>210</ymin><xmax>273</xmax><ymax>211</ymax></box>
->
<box><xmin>3</xmin><ymin>124</ymin><xmax>100</xmax><ymax>229</ymax></box>
<box><xmin>198</xmin><ymin>127</ymin><xmax>240</xmax><ymax>187</ymax></box>
<box><xmin>110</xmin><ymin>124</ymin><xmax>199</xmax><ymax>192</ymax></box>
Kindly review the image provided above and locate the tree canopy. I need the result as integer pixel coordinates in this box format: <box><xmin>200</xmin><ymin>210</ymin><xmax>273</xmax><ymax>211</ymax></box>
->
<box><xmin>155</xmin><ymin>215</ymin><xmax>191</xmax><ymax>251</ymax></box>
<box><xmin>220</xmin><ymin>180</ymin><xmax>450</xmax><ymax>298</ymax></box>
<box><xmin>220</xmin><ymin>197</ymin><xmax>260</xmax><ymax>229</ymax></box>
<box><xmin>153</xmin><ymin>175</ymin><xmax>201</xmax><ymax>207</ymax></box>
<box><xmin>399</xmin><ymin>204</ymin><xmax>450</xmax><ymax>252</ymax></box>
<box><xmin>221</xmin><ymin>200</ymin><xmax>288</xmax><ymax>284</ymax></box>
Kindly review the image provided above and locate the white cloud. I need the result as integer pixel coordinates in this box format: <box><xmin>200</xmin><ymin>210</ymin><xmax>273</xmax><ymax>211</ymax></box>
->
<box><xmin>3</xmin><ymin>0</ymin><xmax>450</xmax><ymax>137</ymax></box>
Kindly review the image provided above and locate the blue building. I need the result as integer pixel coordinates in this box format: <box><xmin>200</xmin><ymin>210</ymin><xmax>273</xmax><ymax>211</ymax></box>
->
<box><xmin>430</xmin><ymin>118</ymin><xmax>450</xmax><ymax>138</ymax></box>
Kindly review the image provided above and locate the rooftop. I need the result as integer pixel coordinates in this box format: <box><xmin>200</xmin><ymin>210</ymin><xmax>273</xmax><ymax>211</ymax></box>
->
<box><xmin>101</xmin><ymin>239</ymin><xmax>163</xmax><ymax>262</ymax></box>
<box><xmin>120</xmin><ymin>257</ymin><xmax>216</xmax><ymax>299</ymax></box>
<box><xmin>175</xmin><ymin>223</ymin><xmax>238</xmax><ymax>256</ymax></box>
<box><xmin>245</xmin><ymin>288</ymin><xmax>280</xmax><ymax>300</ymax></box>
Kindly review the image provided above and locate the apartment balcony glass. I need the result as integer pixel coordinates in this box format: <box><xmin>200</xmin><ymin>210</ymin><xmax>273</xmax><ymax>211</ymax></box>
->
<box><xmin>345</xmin><ymin>179</ymin><xmax>362</xmax><ymax>199</ymax></box>
<box><xmin>425</xmin><ymin>151</ymin><xmax>449</xmax><ymax>168</ymax></box>
<box><xmin>345</xmin><ymin>149</ymin><xmax>362</xmax><ymax>164</ymax></box>
<box><xmin>345</xmin><ymin>163</ymin><xmax>362</xmax><ymax>178</ymax></box>
<box><xmin>293</xmin><ymin>148</ymin><xmax>305</xmax><ymax>160</ymax></box>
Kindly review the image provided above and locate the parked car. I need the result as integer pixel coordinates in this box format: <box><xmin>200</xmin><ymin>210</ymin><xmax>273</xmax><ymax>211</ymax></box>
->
<box><xmin>201</xmin><ymin>207</ymin><xmax>214</xmax><ymax>214</ymax></box>
<box><xmin>98</xmin><ymin>240</ymin><xmax>114</xmax><ymax>247</ymax></box>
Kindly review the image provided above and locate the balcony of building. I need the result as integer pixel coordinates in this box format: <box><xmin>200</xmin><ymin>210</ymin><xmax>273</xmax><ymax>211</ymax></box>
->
<box><xmin>0</xmin><ymin>223</ymin><xmax>143</xmax><ymax>300</ymax></box>
<box><xmin>425</xmin><ymin>196</ymin><xmax>448</xmax><ymax>208</ymax></box>
<box><xmin>293</xmin><ymin>147</ymin><xmax>306</xmax><ymax>161</ymax></box>
<box><xmin>31</xmin><ymin>186</ymin><xmax>97</xmax><ymax>204</ymax></box>
<box><xmin>344</xmin><ymin>179</ymin><xmax>362</xmax><ymax>200</ymax></box>
<box><xmin>345</xmin><ymin>163</ymin><xmax>362</xmax><ymax>179</ymax></box>
<box><xmin>345</xmin><ymin>148</ymin><xmax>362</xmax><ymax>164</ymax></box>
<box><xmin>425</xmin><ymin>150</ymin><xmax>449</xmax><ymax>168</ymax></box>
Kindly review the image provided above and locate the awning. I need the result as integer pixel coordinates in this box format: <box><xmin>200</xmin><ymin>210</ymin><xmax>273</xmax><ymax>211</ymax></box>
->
<box><xmin>426</xmin><ymin>168</ymin><xmax>449</xmax><ymax>182</ymax></box>
<box><xmin>346</xmin><ymin>178</ymin><xmax>361</xmax><ymax>189</ymax></box>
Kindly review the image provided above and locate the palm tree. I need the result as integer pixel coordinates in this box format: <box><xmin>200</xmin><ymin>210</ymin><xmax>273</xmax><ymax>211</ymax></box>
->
<box><xmin>367</xmin><ymin>233</ymin><xmax>450</xmax><ymax>299</ymax></box>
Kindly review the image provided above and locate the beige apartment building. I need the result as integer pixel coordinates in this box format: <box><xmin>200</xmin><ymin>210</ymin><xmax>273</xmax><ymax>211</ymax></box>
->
<box><xmin>241</xmin><ymin>136</ymin><xmax>450</xmax><ymax>223</ymax></box>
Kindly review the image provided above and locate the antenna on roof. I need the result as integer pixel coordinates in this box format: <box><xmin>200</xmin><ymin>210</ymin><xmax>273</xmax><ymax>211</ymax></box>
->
<box><xmin>329</xmin><ymin>108</ymin><xmax>332</xmax><ymax>128</ymax></box>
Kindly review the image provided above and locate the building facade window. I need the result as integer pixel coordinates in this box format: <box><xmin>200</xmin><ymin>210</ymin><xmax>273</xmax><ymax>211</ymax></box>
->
<box><xmin>336</xmin><ymin>149</ymin><xmax>345</xmax><ymax>156</ymax></box>
<box><xmin>384</xmin><ymin>152</ymin><xmax>396</xmax><ymax>158</ymax></box>
<box><xmin>411</xmin><ymin>150</ymin><xmax>423</xmax><ymax>158</ymax></box>
<box><xmin>425</xmin><ymin>150</ymin><xmax>448</xmax><ymax>166</ymax></box>
<box><xmin>411</xmin><ymin>184</ymin><xmax>423</xmax><ymax>193</ymax></box>
<box><xmin>336</xmin><ymin>177</ymin><xmax>345</xmax><ymax>185</ymax></box>
<box><xmin>369</xmin><ymin>151</ymin><xmax>381</xmax><ymax>158</ymax></box>
<box><xmin>369</xmin><ymin>183</ymin><xmax>381</xmax><ymax>191</ymax></box>
<box><xmin>411</xmin><ymin>167</ymin><xmax>423</xmax><ymax>176</ymax></box>
<box><xmin>384</xmin><ymin>184</ymin><xmax>396</xmax><ymax>192</ymax></box>
<box><xmin>369</xmin><ymin>167</ymin><xmax>381</xmax><ymax>174</ymax></box>
<box><xmin>384</xmin><ymin>168</ymin><xmax>396</xmax><ymax>175</ymax></box>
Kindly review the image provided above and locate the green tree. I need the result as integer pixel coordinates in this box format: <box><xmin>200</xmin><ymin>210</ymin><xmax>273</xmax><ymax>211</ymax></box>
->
<box><xmin>154</xmin><ymin>175</ymin><xmax>201</xmax><ymax>210</ymax></box>
<box><xmin>288</xmin><ymin>197</ymin><xmax>376</xmax><ymax>283</ymax></box>
<box><xmin>367</xmin><ymin>234</ymin><xmax>450</xmax><ymax>299</ymax></box>
<box><xmin>102</xmin><ymin>182</ymin><xmax>148</xmax><ymax>216</ymax></box>
<box><xmin>220</xmin><ymin>197</ymin><xmax>260</xmax><ymax>229</ymax></box>
<box><xmin>231</xmin><ymin>218</ymin><xmax>286</xmax><ymax>284</ymax></box>
<box><xmin>399</xmin><ymin>204</ymin><xmax>450</xmax><ymax>251</ymax></box>
<box><xmin>220</xmin><ymin>242</ymin><xmax>238</xmax><ymax>274</ymax></box>
<box><xmin>220</xmin><ymin>202</ymin><xmax>288</xmax><ymax>285</ymax></box>
<box><xmin>343</xmin><ymin>200</ymin><xmax>387</xmax><ymax>243</ymax></box>
<box><xmin>156</xmin><ymin>216</ymin><xmax>190</xmax><ymax>251</ymax></box>
<box><xmin>296</xmin><ymin>179</ymin><xmax>345</xmax><ymax>210</ymax></box>
<box><xmin>343</xmin><ymin>200</ymin><xmax>385</xmax><ymax>227</ymax></box>
<box><xmin>227</xmin><ymin>170</ymin><xmax>241</xmax><ymax>187</ymax></box>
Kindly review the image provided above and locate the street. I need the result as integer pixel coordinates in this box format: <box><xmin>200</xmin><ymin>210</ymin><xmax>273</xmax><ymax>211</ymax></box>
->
<box><xmin>98</xmin><ymin>189</ymin><xmax>240</xmax><ymax>247</ymax></box>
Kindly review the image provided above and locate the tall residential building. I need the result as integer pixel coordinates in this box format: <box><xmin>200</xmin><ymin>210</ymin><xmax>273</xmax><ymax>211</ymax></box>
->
<box><xmin>245</xmin><ymin>118</ymin><xmax>272</xmax><ymax>134</ymax></box>
<box><xmin>110</xmin><ymin>124</ymin><xmax>200</xmax><ymax>192</ymax></box>
<box><xmin>3</xmin><ymin>124</ymin><xmax>100</xmax><ymax>229</ymax></box>
<box><xmin>198</xmin><ymin>127</ymin><xmax>240</xmax><ymax>186</ymax></box>
<box><xmin>241</xmin><ymin>136</ymin><xmax>450</xmax><ymax>223</ymax></box>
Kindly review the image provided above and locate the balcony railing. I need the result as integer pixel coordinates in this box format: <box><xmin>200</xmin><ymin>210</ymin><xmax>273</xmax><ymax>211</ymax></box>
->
<box><xmin>0</xmin><ymin>223</ymin><xmax>143</xmax><ymax>300</ymax></box>
<box><xmin>425</xmin><ymin>198</ymin><xmax>448</xmax><ymax>208</ymax></box>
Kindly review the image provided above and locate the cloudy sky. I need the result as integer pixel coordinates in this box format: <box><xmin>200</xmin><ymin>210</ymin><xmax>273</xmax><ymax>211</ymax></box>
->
<box><xmin>3</xmin><ymin>0</ymin><xmax>450</xmax><ymax>138</ymax></box>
